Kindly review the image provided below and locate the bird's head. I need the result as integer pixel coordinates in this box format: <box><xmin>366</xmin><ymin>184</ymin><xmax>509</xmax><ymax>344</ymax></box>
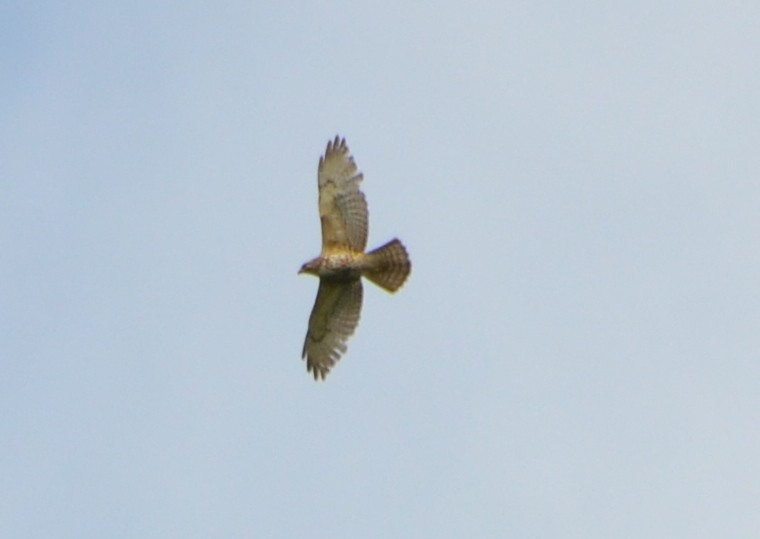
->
<box><xmin>298</xmin><ymin>257</ymin><xmax>321</xmax><ymax>276</ymax></box>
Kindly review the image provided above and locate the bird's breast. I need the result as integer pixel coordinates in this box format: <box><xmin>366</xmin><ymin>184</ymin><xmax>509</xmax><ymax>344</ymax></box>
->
<box><xmin>318</xmin><ymin>253</ymin><xmax>362</xmax><ymax>280</ymax></box>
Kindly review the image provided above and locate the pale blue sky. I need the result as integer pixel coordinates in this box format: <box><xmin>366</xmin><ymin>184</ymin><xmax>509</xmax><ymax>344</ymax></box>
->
<box><xmin>2</xmin><ymin>2</ymin><xmax>759</xmax><ymax>537</ymax></box>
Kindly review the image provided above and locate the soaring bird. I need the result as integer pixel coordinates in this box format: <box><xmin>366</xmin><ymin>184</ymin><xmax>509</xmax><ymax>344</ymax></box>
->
<box><xmin>299</xmin><ymin>136</ymin><xmax>411</xmax><ymax>380</ymax></box>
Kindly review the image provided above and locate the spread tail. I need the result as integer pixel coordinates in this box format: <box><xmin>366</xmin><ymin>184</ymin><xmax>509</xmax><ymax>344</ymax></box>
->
<box><xmin>362</xmin><ymin>239</ymin><xmax>411</xmax><ymax>292</ymax></box>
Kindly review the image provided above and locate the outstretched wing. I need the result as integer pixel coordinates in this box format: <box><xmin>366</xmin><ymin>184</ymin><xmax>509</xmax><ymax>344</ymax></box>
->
<box><xmin>302</xmin><ymin>279</ymin><xmax>363</xmax><ymax>380</ymax></box>
<box><xmin>317</xmin><ymin>136</ymin><xmax>368</xmax><ymax>254</ymax></box>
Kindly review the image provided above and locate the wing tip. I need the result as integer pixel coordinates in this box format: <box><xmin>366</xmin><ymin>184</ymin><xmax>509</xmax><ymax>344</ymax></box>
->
<box><xmin>326</xmin><ymin>134</ymin><xmax>343</xmax><ymax>152</ymax></box>
<box><xmin>325</xmin><ymin>135</ymin><xmax>349</xmax><ymax>156</ymax></box>
<box><xmin>306</xmin><ymin>357</ymin><xmax>332</xmax><ymax>381</ymax></box>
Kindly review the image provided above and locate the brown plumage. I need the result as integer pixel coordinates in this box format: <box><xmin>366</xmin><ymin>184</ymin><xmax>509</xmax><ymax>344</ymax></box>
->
<box><xmin>299</xmin><ymin>136</ymin><xmax>411</xmax><ymax>380</ymax></box>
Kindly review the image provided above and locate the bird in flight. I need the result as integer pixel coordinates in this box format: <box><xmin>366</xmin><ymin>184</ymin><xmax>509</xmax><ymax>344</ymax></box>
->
<box><xmin>299</xmin><ymin>136</ymin><xmax>411</xmax><ymax>380</ymax></box>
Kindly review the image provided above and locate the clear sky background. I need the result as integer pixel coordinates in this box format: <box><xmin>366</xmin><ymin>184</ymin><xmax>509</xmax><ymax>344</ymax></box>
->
<box><xmin>2</xmin><ymin>2</ymin><xmax>759</xmax><ymax>537</ymax></box>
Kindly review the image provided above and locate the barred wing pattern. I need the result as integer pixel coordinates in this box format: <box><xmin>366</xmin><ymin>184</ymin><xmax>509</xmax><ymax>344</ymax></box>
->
<box><xmin>317</xmin><ymin>136</ymin><xmax>368</xmax><ymax>254</ymax></box>
<box><xmin>302</xmin><ymin>279</ymin><xmax>363</xmax><ymax>380</ymax></box>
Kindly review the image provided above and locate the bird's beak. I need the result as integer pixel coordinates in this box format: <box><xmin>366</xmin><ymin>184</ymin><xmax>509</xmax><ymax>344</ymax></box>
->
<box><xmin>298</xmin><ymin>266</ymin><xmax>305</xmax><ymax>275</ymax></box>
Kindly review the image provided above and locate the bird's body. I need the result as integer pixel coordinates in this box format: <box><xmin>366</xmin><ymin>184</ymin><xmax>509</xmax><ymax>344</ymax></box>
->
<box><xmin>299</xmin><ymin>136</ymin><xmax>411</xmax><ymax>380</ymax></box>
<box><xmin>300</xmin><ymin>252</ymin><xmax>361</xmax><ymax>279</ymax></box>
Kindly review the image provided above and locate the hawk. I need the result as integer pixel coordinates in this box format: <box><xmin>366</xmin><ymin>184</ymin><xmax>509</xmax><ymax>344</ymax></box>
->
<box><xmin>299</xmin><ymin>136</ymin><xmax>411</xmax><ymax>380</ymax></box>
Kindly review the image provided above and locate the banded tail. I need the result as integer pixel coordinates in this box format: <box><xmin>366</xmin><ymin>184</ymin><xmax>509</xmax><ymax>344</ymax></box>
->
<box><xmin>361</xmin><ymin>239</ymin><xmax>411</xmax><ymax>292</ymax></box>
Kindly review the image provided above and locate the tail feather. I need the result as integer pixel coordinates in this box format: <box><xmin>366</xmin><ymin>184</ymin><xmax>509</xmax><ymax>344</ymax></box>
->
<box><xmin>362</xmin><ymin>239</ymin><xmax>411</xmax><ymax>292</ymax></box>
